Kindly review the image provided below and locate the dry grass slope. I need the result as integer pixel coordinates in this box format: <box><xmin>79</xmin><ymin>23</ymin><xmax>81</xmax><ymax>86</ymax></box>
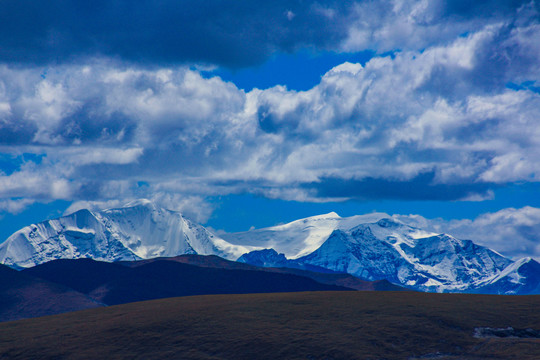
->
<box><xmin>0</xmin><ymin>291</ymin><xmax>539</xmax><ymax>360</ymax></box>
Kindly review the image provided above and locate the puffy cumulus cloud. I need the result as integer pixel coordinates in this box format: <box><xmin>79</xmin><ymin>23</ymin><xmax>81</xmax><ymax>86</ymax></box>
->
<box><xmin>0</xmin><ymin>2</ymin><xmax>538</xmax><ymax>215</ymax></box>
<box><xmin>0</xmin><ymin>62</ymin><xmax>248</xmax><ymax>147</ymax></box>
<box><xmin>0</xmin><ymin>0</ymin><xmax>354</xmax><ymax>68</ymax></box>
<box><xmin>247</xmin><ymin>20</ymin><xmax>540</xmax><ymax>193</ymax></box>
<box><xmin>0</xmin><ymin>163</ymin><xmax>74</xmax><ymax>200</ymax></box>
<box><xmin>395</xmin><ymin>207</ymin><xmax>540</xmax><ymax>261</ymax></box>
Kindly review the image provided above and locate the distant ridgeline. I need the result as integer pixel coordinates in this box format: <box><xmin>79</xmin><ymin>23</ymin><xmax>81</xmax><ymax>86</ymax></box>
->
<box><xmin>1</xmin><ymin>200</ymin><xmax>539</xmax><ymax>295</ymax></box>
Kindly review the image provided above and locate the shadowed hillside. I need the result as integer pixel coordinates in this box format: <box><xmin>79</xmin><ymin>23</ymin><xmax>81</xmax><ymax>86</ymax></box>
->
<box><xmin>22</xmin><ymin>258</ymin><xmax>352</xmax><ymax>306</ymax></box>
<box><xmin>122</xmin><ymin>254</ymin><xmax>407</xmax><ymax>291</ymax></box>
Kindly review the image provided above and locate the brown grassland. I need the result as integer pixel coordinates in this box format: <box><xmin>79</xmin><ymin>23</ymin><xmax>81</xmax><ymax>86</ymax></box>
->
<box><xmin>0</xmin><ymin>291</ymin><xmax>539</xmax><ymax>359</ymax></box>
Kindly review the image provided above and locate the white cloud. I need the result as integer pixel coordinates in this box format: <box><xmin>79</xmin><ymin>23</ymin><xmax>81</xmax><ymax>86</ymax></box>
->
<box><xmin>0</xmin><ymin>166</ymin><xmax>70</xmax><ymax>199</ymax></box>
<box><xmin>60</xmin><ymin>147</ymin><xmax>144</xmax><ymax>166</ymax></box>
<box><xmin>0</xmin><ymin>199</ymin><xmax>35</xmax><ymax>214</ymax></box>
<box><xmin>0</xmin><ymin>8</ymin><xmax>538</xmax><ymax>209</ymax></box>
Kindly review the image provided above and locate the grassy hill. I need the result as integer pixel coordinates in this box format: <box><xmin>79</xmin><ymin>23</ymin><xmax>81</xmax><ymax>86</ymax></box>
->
<box><xmin>0</xmin><ymin>291</ymin><xmax>539</xmax><ymax>359</ymax></box>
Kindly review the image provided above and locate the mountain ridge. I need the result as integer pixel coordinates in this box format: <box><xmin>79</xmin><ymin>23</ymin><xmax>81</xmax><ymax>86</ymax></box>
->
<box><xmin>1</xmin><ymin>200</ymin><xmax>538</xmax><ymax>294</ymax></box>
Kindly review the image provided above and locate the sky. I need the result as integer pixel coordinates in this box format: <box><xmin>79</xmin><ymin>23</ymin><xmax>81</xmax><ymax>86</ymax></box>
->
<box><xmin>0</xmin><ymin>0</ymin><xmax>539</xmax><ymax>260</ymax></box>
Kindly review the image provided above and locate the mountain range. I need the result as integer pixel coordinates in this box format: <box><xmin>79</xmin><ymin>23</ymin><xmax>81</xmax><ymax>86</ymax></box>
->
<box><xmin>231</xmin><ymin>217</ymin><xmax>537</xmax><ymax>294</ymax></box>
<box><xmin>0</xmin><ymin>200</ymin><xmax>538</xmax><ymax>295</ymax></box>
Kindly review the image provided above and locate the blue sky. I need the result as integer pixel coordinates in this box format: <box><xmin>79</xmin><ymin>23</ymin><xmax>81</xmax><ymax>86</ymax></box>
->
<box><xmin>0</xmin><ymin>0</ymin><xmax>539</xmax><ymax>259</ymax></box>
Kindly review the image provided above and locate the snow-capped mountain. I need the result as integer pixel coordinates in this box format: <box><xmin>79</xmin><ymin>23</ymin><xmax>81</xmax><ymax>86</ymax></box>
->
<box><xmin>233</xmin><ymin>213</ymin><xmax>539</xmax><ymax>294</ymax></box>
<box><xmin>222</xmin><ymin>212</ymin><xmax>418</xmax><ymax>259</ymax></box>
<box><xmin>0</xmin><ymin>200</ymin><xmax>255</xmax><ymax>268</ymax></box>
<box><xmin>1</xmin><ymin>204</ymin><xmax>538</xmax><ymax>294</ymax></box>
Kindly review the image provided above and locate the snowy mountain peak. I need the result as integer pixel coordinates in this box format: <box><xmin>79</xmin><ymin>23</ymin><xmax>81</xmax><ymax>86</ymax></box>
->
<box><xmin>272</xmin><ymin>212</ymin><xmax>341</xmax><ymax>229</ymax></box>
<box><xmin>0</xmin><ymin>201</ymin><xmax>258</xmax><ymax>268</ymax></box>
<box><xmin>317</xmin><ymin>211</ymin><xmax>341</xmax><ymax>219</ymax></box>
<box><xmin>222</xmin><ymin>212</ymin><xmax>400</xmax><ymax>260</ymax></box>
<box><xmin>223</xmin><ymin>212</ymin><xmax>350</xmax><ymax>259</ymax></box>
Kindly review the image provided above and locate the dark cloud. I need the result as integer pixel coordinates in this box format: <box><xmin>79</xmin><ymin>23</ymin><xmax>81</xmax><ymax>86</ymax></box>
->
<box><xmin>460</xmin><ymin>24</ymin><xmax>540</xmax><ymax>94</ymax></box>
<box><xmin>0</xmin><ymin>121</ymin><xmax>37</xmax><ymax>145</ymax></box>
<box><xmin>0</xmin><ymin>0</ymin><xmax>536</xmax><ymax>69</ymax></box>
<box><xmin>57</xmin><ymin>106</ymin><xmax>137</xmax><ymax>144</ymax></box>
<box><xmin>0</xmin><ymin>0</ymin><xmax>353</xmax><ymax>68</ymax></box>
<box><xmin>307</xmin><ymin>172</ymin><xmax>497</xmax><ymax>201</ymax></box>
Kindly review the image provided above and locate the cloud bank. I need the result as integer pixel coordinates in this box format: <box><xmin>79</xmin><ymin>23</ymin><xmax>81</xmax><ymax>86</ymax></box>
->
<box><xmin>0</xmin><ymin>1</ymin><xmax>539</xmax><ymax>255</ymax></box>
<box><xmin>0</xmin><ymin>7</ymin><xmax>538</xmax><ymax>205</ymax></box>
